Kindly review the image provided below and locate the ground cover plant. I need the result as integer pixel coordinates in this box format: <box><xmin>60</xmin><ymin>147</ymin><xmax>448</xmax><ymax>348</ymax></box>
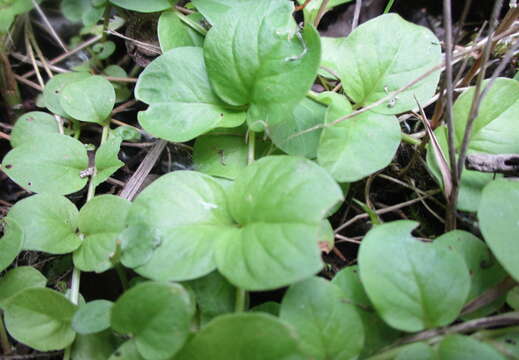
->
<box><xmin>0</xmin><ymin>0</ymin><xmax>518</xmax><ymax>359</ymax></box>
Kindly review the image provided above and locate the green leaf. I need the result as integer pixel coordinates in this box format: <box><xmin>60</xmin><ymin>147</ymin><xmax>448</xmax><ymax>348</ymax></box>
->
<box><xmin>395</xmin><ymin>342</ymin><xmax>437</xmax><ymax>360</ymax></box>
<box><xmin>111</xmin><ymin>281</ymin><xmax>194</xmax><ymax>360</ymax></box>
<box><xmin>184</xmin><ymin>271</ymin><xmax>235</xmax><ymax>325</ymax></box>
<box><xmin>332</xmin><ymin>266</ymin><xmax>401</xmax><ymax>357</ymax></box>
<box><xmin>0</xmin><ymin>267</ymin><xmax>46</xmax><ymax>308</ymax></box>
<box><xmin>191</xmin><ymin>0</ymin><xmax>250</xmax><ymax>25</ymax></box>
<box><xmin>43</xmin><ymin>72</ymin><xmax>91</xmax><ymax>117</ymax></box>
<box><xmin>82</xmin><ymin>4</ymin><xmax>105</xmax><ymax>27</ymax></box>
<box><xmin>175</xmin><ymin>313</ymin><xmax>307</xmax><ymax>360</ymax></box>
<box><xmin>479</xmin><ymin>179</ymin><xmax>519</xmax><ymax>281</ymax></box>
<box><xmin>74</xmin><ymin>195</ymin><xmax>130</xmax><ymax>272</ymax></box>
<box><xmin>109</xmin><ymin>0</ymin><xmax>173</xmax><ymax>12</ymax></box>
<box><xmin>135</xmin><ymin>47</ymin><xmax>246</xmax><ymax>142</ymax></box>
<box><xmin>124</xmin><ymin>171</ymin><xmax>233</xmax><ymax>281</ymax></box>
<box><xmin>0</xmin><ymin>218</ymin><xmax>23</xmax><ymax>273</ymax></box>
<box><xmin>3</xmin><ymin>288</ymin><xmax>77</xmax><ymax>351</ymax></box>
<box><xmin>438</xmin><ymin>334</ymin><xmax>505</xmax><ymax>360</ymax></box>
<box><xmin>192</xmin><ymin>134</ymin><xmax>248</xmax><ymax>180</ymax></box>
<box><xmin>158</xmin><ymin>10</ymin><xmax>203</xmax><ymax>52</ymax></box>
<box><xmin>250</xmin><ymin>302</ymin><xmax>280</xmax><ymax>316</ymax></box>
<box><xmin>72</xmin><ymin>300</ymin><xmax>113</xmax><ymax>334</ymax></box>
<box><xmin>297</xmin><ymin>0</ymin><xmax>353</xmax><ymax>24</ymax></box>
<box><xmin>93</xmin><ymin>136</ymin><xmax>124</xmax><ymax>188</ymax></box>
<box><xmin>280</xmin><ymin>277</ymin><xmax>364</xmax><ymax>360</ymax></box>
<box><xmin>93</xmin><ymin>41</ymin><xmax>115</xmax><ymax>60</ymax></box>
<box><xmin>61</xmin><ymin>0</ymin><xmax>93</xmax><ymax>22</ymax></box>
<box><xmin>507</xmin><ymin>286</ymin><xmax>519</xmax><ymax>310</ymax></box>
<box><xmin>434</xmin><ymin>230</ymin><xmax>507</xmax><ymax>318</ymax></box>
<box><xmin>72</xmin><ymin>331</ymin><xmax>118</xmax><ymax>360</ymax></box>
<box><xmin>109</xmin><ymin>340</ymin><xmax>146</xmax><ymax>360</ymax></box>
<box><xmin>204</xmin><ymin>1</ymin><xmax>321</xmax><ymax>130</ymax></box>
<box><xmin>270</xmin><ymin>97</ymin><xmax>327</xmax><ymax>158</ymax></box>
<box><xmin>325</xmin><ymin>14</ymin><xmax>441</xmax><ymax>113</ymax></box>
<box><xmin>7</xmin><ymin>194</ymin><xmax>81</xmax><ymax>254</ymax></box>
<box><xmin>60</xmin><ymin>75</ymin><xmax>115</xmax><ymax>124</ymax></box>
<box><xmin>317</xmin><ymin>93</ymin><xmax>401</xmax><ymax>182</ymax></box>
<box><xmin>104</xmin><ymin>65</ymin><xmax>131</xmax><ymax>103</ymax></box>
<box><xmin>1</xmin><ymin>133</ymin><xmax>89</xmax><ymax>195</ymax></box>
<box><xmin>454</xmin><ymin>78</ymin><xmax>519</xmax><ymax>154</ymax></box>
<box><xmin>216</xmin><ymin>156</ymin><xmax>343</xmax><ymax>290</ymax></box>
<box><xmin>358</xmin><ymin>221</ymin><xmax>471</xmax><ymax>332</ymax></box>
<box><xmin>10</xmin><ymin>111</ymin><xmax>59</xmax><ymax>148</ymax></box>
<box><xmin>0</xmin><ymin>0</ymin><xmax>40</xmax><ymax>33</ymax></box>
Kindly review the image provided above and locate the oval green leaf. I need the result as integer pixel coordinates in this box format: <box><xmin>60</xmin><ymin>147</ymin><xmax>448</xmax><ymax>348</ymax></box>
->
<box><xmin>479</xmin><ymin>179</ymin><xmax>519</xmax><ymax>281</ymax></box>
<box><xmin>280</xmin><ymin>277</ymin><xmax>364</xmax><ymax>360</ymax></box>
<box><xmin>2</xmin><ymin>133</ymin><xmax>89</xmax><ymax>195</ymax></box>
<box><xmin>43</xmin><ymin>72</ymin><xmax>91</xmax><ymax>117</ymax></box>
<box><xmin>7</xmin><ymin>194</ymin><xmax>81</xmax><ymax>254</ymax></box>
<box><xmin>158</xmin><ymin>10</ymin><xmax>203</xmax><ymax>52</ymax></box>
<box><xmin>135</xmin><ymin>47</ymin><xmax>246</xmax><ymax>142</ymax></box>
<box><xmin>10</xmin><ymin>111</ymin><xmax>59</xmax><ymax>148</ymax></box>
<box><xmin>109</xmin><ymin>0</ymin><xmax>173</xmax><ymax>12</ymax></box>
<box><xmin>0</xmin><ymin>266</ymin><xmax>46</xmax><ymax>308</ymax></box>
<box><xmin>72</xmin><ymin>300</ymin><xmax>113</xmax><ymax>335</ymax></box>
<box><xmin>111</xmin><ymin>281</ymin><xmax>194</xmax><ymax>360</ymax></box>
<box><xmin>3</xmin><ymin>288</ymin><xmax>77</xmax><ymax>351</ymax></box>
<box><xmin>0</xmin><ymin>218</ymin><xmax>23</xmax><ymax>273</ymax></box>
<box><xmin>175</xmin><ymin>313</ymin><xmax>307</xmax><ymax>360</ymax></box>
<box><xmin>438</xmin><ymin>334</ymin><xmax>505</xmax><ymax>360</ymax></box>
<box><xmin>358</xmin><ymin>220</ymin><xmax>471</xmax><ymax>332</ymax></box>
<box><xmin>325</xmin><ymin>14</ymin><xmax>441</xmax><ymax>113</ymax></box>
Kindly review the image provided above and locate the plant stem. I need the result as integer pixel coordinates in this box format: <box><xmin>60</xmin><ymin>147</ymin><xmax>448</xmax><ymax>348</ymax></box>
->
<box><xmin>247</xmin><ymin>131</ymin><xmax>256</xmax><ymax>165</ymax></box>
<box><xmin>401</xmin><ymin>133</ymin><xmax>420</xmax><ymax>146</ymax></box>
<box><xmin>383</xmin><ymin>0</ymin><xmax>396</xmax><ymax>14</ymax></box>
<box><xmin>235</xmin><ymin>288</ymin><xmax>246</xmax><ymax>313</ymax></box>
<box><xmin>115</xmin><ymin>264</ymin><xmax>129</xmax><ymax>291</ymax></box>
<box><xmin>0</xmin><ymin>311</ymin><xmax>11</xmax><ymax>355</ymax></box>
<box><xmin>176</xmin><ymin>11</ymin><xmax>207</xmax><ymax>36</ymax></box>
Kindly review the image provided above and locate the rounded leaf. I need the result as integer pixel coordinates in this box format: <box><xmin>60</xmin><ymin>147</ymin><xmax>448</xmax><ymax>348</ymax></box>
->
<box><xmin>109</xmin><ymin>0</ymin><xmax>173</xmax><ymax>12</ymax></box>
<box><xmin>2</xmin><ymin>133</ymin><xmax>89</xmax><ymax>195</ymax></box>
<box><xmin>60</xmin><ymin>75</ymin><xmax>115</xmax><ymax>124</ymax></box>
<box><xmin>0</xmin><ymin>218</ymin><xmax>23</xmax><ymax>272</ymax></box>
<box><xmin>158</xmin><ymin>11</ymin><xmax>203</xmax><ymax>52</ymax></box>
<box><xmin>479</xmin><ymin>179</ymin><xmax>519</xmax><ymax>281</ymax></box>
<box><xmin>111</xmin><ymin>281</ymin><xmax>194</xmax><ymax>360</ymax></box>
<box><xmin>10</xmin><ymin>111</ymin><xmax>59</xmax><ymax>148</ymax></box>
<box><xmin>43</xmin><ymin>72</ymin><xmax>92</xmax><ymax>117</ymax></box>
<box><xmin>72</xmin><ymin>300</ymin><xmax>113</xmax><ymax>335</ymax></box>
<box><xmin>175</xmin><ymin>313</ymin><xmax>307</xmax><ymax>360</ymax></box>
<box><xmin>7</xmin><ymin>194</ymin><xmax>81</xmax><ymax>254</ymax></box>
<box><xmin>280</xmin><ymin>277</ymin><xmax>364</xmax><ymax>360</ymax></box>
<box><xmin>135</xmin><ymin>47</ymin><xmax>246</xmax><ymax>142</ymax></box>
<box><xmin>3</xmin><ymin>288</ymin><xmax>77</xmax><ymax>351</ymax></box>
<box><xmin>438</xmin><ymin>334</ymin><xmax>505</xmax><ymax>360</ymax></box>
<box><xmin>358</xmin><ymin>221</ymin><xmax>471</xmax><ymax>332</ymax></box>
<box><xmin>0</xmin><ymin>266</ymin><xmax>46</xmax><ymax>308</ymax></box>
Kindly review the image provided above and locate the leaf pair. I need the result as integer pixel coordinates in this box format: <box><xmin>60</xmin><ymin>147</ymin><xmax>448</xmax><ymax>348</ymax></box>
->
<box><xmin>122</xmin><ymin>156</ymin><xmax>342</xmax><ymax>290</ymax></box>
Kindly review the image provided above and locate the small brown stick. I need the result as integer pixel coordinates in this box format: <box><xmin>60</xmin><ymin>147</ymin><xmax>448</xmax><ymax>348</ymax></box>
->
<box><xmin>351</xmin><ymin>0</ymin><xmax>362</xmax><ymax>31</ymax></box>
<box><xmin>465</xmin><ymin>154</ymin><xmax>519</xmax><ymax>175</ymax></box>
<box><xmin>11</xmin><ymin>52</ymin><xmax>68</xmax><ymax>74</ymax></box>
<box><xmin>0</xmin><ymin>130</ymin><xmax>11</xmax><ymax>140</ymax></box>
<box><xmin>14</xmin><ymin>74</ymin><xmax>43</xmax><ymax>91</ymax></box>
<box><xmin>461</xmin><ymin>277</ymin><xmax>517</xmax><ymax>316</ymax></box>
<box><xmin>32</xmin><ymin>0</ymin><xmax>67</xmax><ymax>51</ymax></box>
<box><xmin>295</xmin><ymin>0</ymin><xmax>313</xmax><ymax>11</ymax></box>
<box><xmin>112</xmin><ymin>99</ymin><xmax>138</xmax><ymax>115</ymax></box>
<box><xmin>104</xmin><ymin>76</ymin><xmax>138</xmax><ymax>83</ymax></box>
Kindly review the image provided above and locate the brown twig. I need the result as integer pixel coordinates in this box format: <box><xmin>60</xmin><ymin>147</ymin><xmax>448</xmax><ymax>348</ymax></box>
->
<box><xmin>465</xmin><ymin>154</ymin><xmax>519</xmax><ymax>175</ymax></box>
<box><xmin>461</xmin><ymin>277</ymin><xmax>517</xmax><ymax>316</ymax></box>
<box><xmin>313</xmin><ymin>0</ymin><xmax>330</xmax><ymax>28</ymax></box>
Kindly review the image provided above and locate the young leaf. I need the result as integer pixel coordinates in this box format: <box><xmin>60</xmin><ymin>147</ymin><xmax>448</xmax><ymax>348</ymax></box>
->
<box><xmin>60</xmin><ymin>75</ymin><xmax>115</xmax><ymax>124</ymax></box>
<box><xmin>479</xmin><ymin>179</ymin><xmax>519</xmax><ymax>282</ymax></box>
<box><xmin>216</xmin><ymin>156</ymin><xmax>342</xmax><ymax>290</ymax></box>
<box><xmin>2</xmin><ymin>133</ymin><xmax>89</xmax><ymax>195</ymax></box>
<box><xmin>358</xmin><ymin>221</ymin><xmax>471</xmax><ymax>332</ymax></box>
<box><xmin>7</xmin><ymin>194</ymin><xmax>81</xmax><ymax>254</ymax></box>
<box><xmin>204</xmin><ymin>1</ymin><xmax>321</xmax><ymax>130</ymax></box>
<box><xmin>184</xmin><ymin>271</ymin><xmax>236</xmax><ymax>325</ymax></box>
<box><xmin>3</xmin><ymin>288</ymin><xmax>77</xmax><ymax>351</ymax></box>
<box><xmin>332</xmin><ymin>266</ymin><xmax>401</xmax><ymax>357</ymax></box>
<box><xmin>192</xmin><ymin>134</ymin><xmax>248</xmax><ymax>180</ymax></box>
<box><xmin>435</xmin><ymin>230</ymin><xmax>507</xmax><ymax>318</ymax></box>
<box><xmin>324</xmin><ymin>14</ymin><xmax>441</xmax><ymax>113</ymax></box>
<box><xmin>438</xmin><ymin>334</ymin><xmax>505</xmax><ymax>360</ymax></box>
<box><xmin>124</xmin><ymin>171</ymin><xmax>233</xmax><ymax>281</ymax></box>
<box><xmin>270</xmin><ymin>97</ymin><xmax>327</xmax><ymax>159</ymax></box>
<box><xmin>317</xmin><ymin>93</ymin><xmax>401</xmax><ymax>182</ymax></box>
<box><xmin>109</xmin><ymin>0</ymin><xmax>174</xmax><ymax>12</ymax></box>
<box><xmin>158</xmin><ymin>10</ymin><xmax>203</xmax><ymax>52</ymax></box>
<box><xmin>297</xmin><ymin>0</ymin><xmax>353</xmax><ymax>25</ymax></box>
<box><xmin>61</xmin><ymin>0</ymin><xmax>93</xmax><ymax>22</ymax></box>
<box><xmin>93</xmin><ymin>136</ymin><xmax>124</xmax><ymax>188</ymax></box>
<box><xmin>0</xmin><ymin>219</ymin><xmax>23</xmax><ymax>273</ymax></box>
<box><xmin>191</xmin><ymin>0</ymin><xmax>250</xmax><ymax>25</ymax></box>
<box><xmin>135</xmin><ymin>47</ymin><xmax>246</xmax><ymax>142</ymax></box>
<box><xmin>43</xmin><ymin>72</ymin><xmax>91</xmax><ymax>117</ymax></box>
<box><xmin>104</xmin><ymin>65</ymin><xmax>131</xmax><ymax>103</ymax></box>
<box><xmin>280</xmin><ymin>277</ymin><xmax>364</xmax><ymax>360</ymax></box>
<box><xmin>109</xmin><ymin>340</ymin><xmax>146</xmax><ymax>360</ymax></box>
<box><xmin>0</xmin><ymin>267</ymin><xmax>46</xmax><ymax>308</ymax></box>
<box><xmin>111</xmin><ymin>281</ymin><xmax>194</xmax><ymax>360</ymax></box>
<box><xmin>74</xmin><ymin>195</ymin><xmax>130</xmax><ymax>272</ymax></box>
<box><xmin>175</xmin><ymin>313</ymin><xmax>307</xmax><ymax>360</ymax></box>
<box><xmin>10</xmin><ymin>112</ymin><xmax>59</xmax><ymax>148</ymax></box>
<box><xmin>72</xmin><ymin>300</ymin><xmax>113</xmax><ymax>335</ymax></box>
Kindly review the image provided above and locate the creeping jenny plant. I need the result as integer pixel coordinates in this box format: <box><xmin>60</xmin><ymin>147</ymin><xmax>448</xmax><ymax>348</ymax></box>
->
<box><xmin>0</xmin><ymin>0</ymin><xmax>519</xmax><ymax>359</ymax></box>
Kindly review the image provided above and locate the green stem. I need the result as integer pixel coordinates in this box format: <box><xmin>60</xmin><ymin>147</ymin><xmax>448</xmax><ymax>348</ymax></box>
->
<box><xmin>248</xmin><ymin>131</ymin><xmax>256</xmax><ymax>165</ymax></box>
<box><xmin>235</xmin><ymin>288</ymin><xmax>246</xmax><ymax>313</ymax></box>
<box><xmin>401</xmin><ymin>133</ymin><xmax>421</xmax><ymax>146</ymax></box>
<box><xmin>115</xmin><ymin>264</ymin><xmax>129</xmax><ymax>291</ymax></box>
<box><xmin>101</xmin><ymin>5</ymin><xmax>112</xmax><ymax>43</ymax></box>
<box><xmin>176</xmin><ymin>11</ymin><xmax>207</xmax><ymax>36</ymax></box>
<box><xmin>384</xmin><ymin>0</ymin><xmax>396</xmax><ymax>13</ymax></box>
<box><xmin>0</xmin><ymin>311</ymin><xmax>11</xmax><ymax>355</ymax></box>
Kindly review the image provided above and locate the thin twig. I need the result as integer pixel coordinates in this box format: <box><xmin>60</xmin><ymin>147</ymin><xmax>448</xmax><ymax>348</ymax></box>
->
<box><xmin>14</xmin><ymin>74</ymin><xmax>43</xmax><ymax>91</ymax></box>
<box><xmin>313</xmin><ymin>0</ymin><xmax>330</xmax><ymax>28</ymax></box>
<box><xmin>352</xmin><ymin>0</ymin><xmax>362</xmax><ymax>30</ymax></box>
<box><xmin>32</xmin><ymin>0</ymin><xmax>67</xmax><ymax>51</ymax></box>
<box><xmin>461</xmin><ymin>277</ymin><xmax>517</xmax><ymax>316</ymax></box>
